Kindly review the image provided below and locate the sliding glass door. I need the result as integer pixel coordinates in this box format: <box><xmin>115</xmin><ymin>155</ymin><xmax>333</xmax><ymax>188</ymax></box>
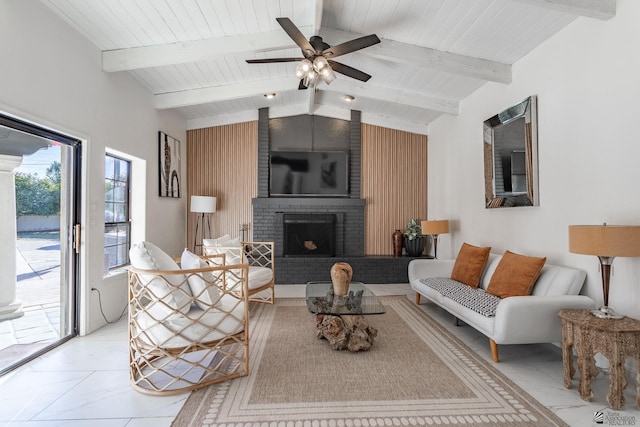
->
<box><xmin>0</xmin><ymin>115</ymin><xmax>81</xmax><ymax>375</ymax></box>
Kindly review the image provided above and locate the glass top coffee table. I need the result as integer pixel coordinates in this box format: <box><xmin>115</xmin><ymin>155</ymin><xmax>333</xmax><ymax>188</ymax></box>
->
<box><xmin>305</xmin><ymin>281</ymin><xmax>386</xmax><ymax>315</ymax></box>
<box><xmin>305</xmin><ymin>282</ymin><xmax>385</xmax><ymax>352</ymax></box>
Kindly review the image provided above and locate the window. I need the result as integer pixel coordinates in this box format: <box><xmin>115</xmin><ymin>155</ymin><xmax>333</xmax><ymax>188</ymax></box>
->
<box><xmin>104</xmin><ymin>154</ymin><xmax>131</xmax><ymax>269</ymax></box>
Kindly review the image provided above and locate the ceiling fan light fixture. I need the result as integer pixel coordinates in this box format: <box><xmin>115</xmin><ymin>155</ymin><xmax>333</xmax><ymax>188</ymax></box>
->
<box><xmin>303</xmin><ymin>69</ymin><xmax>318</xmax><ymax>87</ymax></box>
<box><xmin>247</xmin><ymin>18</ymin><xmax>379</xmax><ymax>89</ymax></box>
<box><xmin>312</xmin><ymin>56</ymin><xmax>336</xmax><ymax>84</ymax></box>
<box><xmin>295</xmin><ymin>59</ymin><xmax>313</xmax><ymax>78</ymax></box>
<box><xmin>312</xmin><ymin>56</ymin><xmax>329</xmax><ymax>71</ymax></box>
<box><xmin>319</xmin><ymin>66</ymin><xmax>336</xmax><ymax>84</ymax></box>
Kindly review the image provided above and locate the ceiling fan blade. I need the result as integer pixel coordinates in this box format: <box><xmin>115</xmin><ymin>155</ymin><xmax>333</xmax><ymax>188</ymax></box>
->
<box><xmin>327</xmin><ymin>60</ymin><xmax>372</xmax><ymax>82</ymax></box>
<box><xmin>276</xmin><ymin>17</ymin><xmax>315</xmax><ymax>56</ymax></box>
<box><xmin>298</xmin><ymin>79</ymin><xmax>308</xmax><ymax>90</ymax></box>
<box><xmin>323</xmin><ymin>34</ymin><xmax>381</xmax><ymax>58</ymax></box>
<box><xmin>246</xmin><ymin>58</ymin><xmax>304</xmax><ymax>64</ymax></box>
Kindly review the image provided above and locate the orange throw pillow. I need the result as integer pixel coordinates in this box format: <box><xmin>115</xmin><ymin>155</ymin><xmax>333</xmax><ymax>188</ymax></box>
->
<box><xmin>486</xmin><ymin>251</ymin><xmax>546</xmax><ymax>298</ymax></box>
<box><xmin>450</xmin><ymin>243</ymin><xmax>491</xmax><ymax>288</ymax></box>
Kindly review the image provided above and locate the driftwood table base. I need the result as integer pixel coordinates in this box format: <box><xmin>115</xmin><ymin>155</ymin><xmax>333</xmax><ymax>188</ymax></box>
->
<box><xmin>315</xmin><ymin>314</ymin><xmax>378</xmax><ymax>352</ymax></box>
<box><xmin>559</xmin><ymin>309</ymin><xmax>640</xmax><ymax>410</ymax></box>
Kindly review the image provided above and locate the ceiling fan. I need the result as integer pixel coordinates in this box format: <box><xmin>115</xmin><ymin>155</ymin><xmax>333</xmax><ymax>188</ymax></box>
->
<box><xmin>246</xmin><ymin>17</ymin><xmax>380</xmax><ymax>90</ymax></box>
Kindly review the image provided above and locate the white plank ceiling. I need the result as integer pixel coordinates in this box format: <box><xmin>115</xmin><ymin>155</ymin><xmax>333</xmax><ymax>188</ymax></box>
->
<box><xmin>40</xmin><ymin>0</ymin><xmax>615</xmax><ymax>134</ymax></box>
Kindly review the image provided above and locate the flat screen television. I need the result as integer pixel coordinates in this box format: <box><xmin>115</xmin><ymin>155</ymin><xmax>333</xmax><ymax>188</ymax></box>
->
<box><xmin>270</xmin><ymin>150</ymin><xmax>349</xmax><ymax>197</ymax></box>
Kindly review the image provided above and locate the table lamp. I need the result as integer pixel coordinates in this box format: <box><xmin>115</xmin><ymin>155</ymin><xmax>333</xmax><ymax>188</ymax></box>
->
<box><xmin>191</xmin><ymin>195</ymin><xmax>216</xmax><ymax>252</ymax></box>
<box><xmin>568</xmin><ymin>224</ymin><xmax>640</xmax><ymax>319</ymax></box>
<box><xmin>421</xmin><ymin>220</ymin><xmax>450</xmax><ymax>259</ymax></box>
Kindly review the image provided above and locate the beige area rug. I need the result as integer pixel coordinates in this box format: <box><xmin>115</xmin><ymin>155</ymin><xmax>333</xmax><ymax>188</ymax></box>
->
<box><xmin>172</xmin><ymin>297</ymin><xmax>567</xmax><ymax>426</ymax></box>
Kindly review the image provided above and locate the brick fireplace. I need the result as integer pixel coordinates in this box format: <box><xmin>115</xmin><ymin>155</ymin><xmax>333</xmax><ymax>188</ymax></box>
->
<box><xmin>251</xmin><ymin>197</ymin><xmax>365</xmax><ymax>258</ymax></box>
<box><xmin>252</xmin><ymin>109</ymin><xmax>415</xmax><ymax>284</ymax></box>
<box><xmin>283</xmin><ymin>213</ymin><xmax>337</xmax><ymax>257</ymax></box>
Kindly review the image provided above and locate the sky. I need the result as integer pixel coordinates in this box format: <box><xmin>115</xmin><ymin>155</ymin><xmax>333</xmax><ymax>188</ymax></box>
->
<box><xmin>17</xmin><ymin>144</ymin><xmax>61</xmax><ymax>177</ymax></box>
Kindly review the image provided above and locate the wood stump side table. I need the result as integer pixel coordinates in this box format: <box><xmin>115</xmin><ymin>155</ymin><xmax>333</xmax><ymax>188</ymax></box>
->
<box><xmin>558</xmin><ymin>309</ymin><xmax>640</xmax><ymax>410</ymax></box>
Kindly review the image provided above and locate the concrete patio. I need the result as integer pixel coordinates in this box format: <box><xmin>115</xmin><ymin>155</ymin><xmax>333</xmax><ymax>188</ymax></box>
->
<box><xmin>0</xmin><ymin>234</ymin><xmax>63</xmax><ymax>371</ymax></box>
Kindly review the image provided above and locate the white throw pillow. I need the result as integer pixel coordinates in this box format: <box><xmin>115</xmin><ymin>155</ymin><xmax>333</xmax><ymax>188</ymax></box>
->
<box><xmin>181</xmin><ymin>249</ymin><xmax>222</xmax><ymax>310</ymax></box>
<box><xmin>129</xmin><ymin>242</ymin><xmax>192</xmax><ymax>316</ymax></box>
<box><xmin>203</xmin><ymin>235</ymin><xmax>243</xmax><ymax>264</ymax></box>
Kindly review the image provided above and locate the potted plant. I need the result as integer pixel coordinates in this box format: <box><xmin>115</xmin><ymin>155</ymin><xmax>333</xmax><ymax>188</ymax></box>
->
<box><xmin>404</xmin><ymin>218</ymin><xmax>427</xmax><ymax>257</ymax></box>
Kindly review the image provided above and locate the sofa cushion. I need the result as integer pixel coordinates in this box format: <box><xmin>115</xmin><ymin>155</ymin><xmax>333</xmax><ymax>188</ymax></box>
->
<box><xmin>181</xmin><ymin>249</ymin><xmax>222</xmax><ymax>310</ymax></box>
<box><xmin>450</xmin><ymin>243</ymin><xmax>491</xmax><ymax>288</ymax></box>
<box><xmin>421</xmin><ymin>277</ymin><xmax>501</xmax><ymax>317</ymax></box>
<box><xmin>486</xmin><ymin>251</ymin><xmax>546</xmax><ymax>298</ymax></box>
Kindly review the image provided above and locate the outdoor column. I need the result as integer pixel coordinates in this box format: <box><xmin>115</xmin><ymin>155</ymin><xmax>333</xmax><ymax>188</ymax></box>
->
<box><xmin>0</xmin><ymin>154</ymin><xmax>25</xmax><ymax>320</ymax></box>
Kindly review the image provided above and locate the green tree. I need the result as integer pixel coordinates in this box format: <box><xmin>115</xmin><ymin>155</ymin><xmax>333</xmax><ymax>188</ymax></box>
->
<box><xmin>46</xmin><ymin>161</ymin><xmax>61</xmax><ymax>186</ymax></box>
<box><xmin>15</xmin><ymin>170</ymin><xmax>60</xmax><ymax>217</ymax></box>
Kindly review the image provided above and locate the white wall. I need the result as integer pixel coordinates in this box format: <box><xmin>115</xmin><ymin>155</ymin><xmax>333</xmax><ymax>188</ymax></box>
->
<box><xmin>0</xmin><ymin>0</ymin><xmax>187</xmax><ymax>333</ymax></box>
<box><xmin>428</xmin><ymin>0</ymin><xmax>640</xmax><ymax>319</ymax></box>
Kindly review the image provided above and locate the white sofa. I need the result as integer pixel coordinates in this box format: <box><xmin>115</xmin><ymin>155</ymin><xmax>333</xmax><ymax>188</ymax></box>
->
<box><xmin>408</xmin><ymin>254</ymin><xmax>594</xmax><ymax>362</ymax></box>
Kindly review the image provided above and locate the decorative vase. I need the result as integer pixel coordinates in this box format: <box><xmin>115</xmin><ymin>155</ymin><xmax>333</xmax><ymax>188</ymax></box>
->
<box><xmin>404</xmin><ymin>235</ymin><xmax>427</xmax><ymax>257</ymax></box>
<box><xmin>392</xmin><ymin>229</ymin><xmax>403</xmax><ymax>257</ymax></box>
<box><xmin>330</xmin><ymin>262</ymin><xmax>353</xmax><ymax>296</ymax></box>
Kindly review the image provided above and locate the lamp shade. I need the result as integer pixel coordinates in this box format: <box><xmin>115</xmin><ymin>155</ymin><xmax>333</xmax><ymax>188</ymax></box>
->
<box><xmin>568</xmin><ymin>225</ymin><xmax>640</xmax><ymax>257</ymax></box>
<box><xmin>190</xmin><ymin>195</ymin><xmax>216</xmax><ymax>213</ymax></box>
<box><xmin>421</xmin><ymin>220</ymin><xmax>450</xmax><ymax>235</ymax></box>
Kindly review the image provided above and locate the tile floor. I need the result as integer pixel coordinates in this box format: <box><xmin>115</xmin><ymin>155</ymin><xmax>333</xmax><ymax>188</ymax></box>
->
<box><xmin>1</xmin><ymin>284</ymin><xmax>638</xmax><ymax>427</ymax></box>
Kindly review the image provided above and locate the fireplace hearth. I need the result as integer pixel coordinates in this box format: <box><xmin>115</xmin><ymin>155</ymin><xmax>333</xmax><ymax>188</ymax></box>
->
<box><xmin>283</xmin><ymin>214</ymin><xmax>336</xmax><ymax>257</ymax></box>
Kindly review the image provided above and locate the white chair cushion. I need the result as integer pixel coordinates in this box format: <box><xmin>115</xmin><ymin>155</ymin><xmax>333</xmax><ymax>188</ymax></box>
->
<box><xmin>130</xmin><ymin>241</ymin><xmax>191</xmax><ymax>315</ymax></box>
<box><xmin>203</xmin><ymin>235</ymin><xmax>243</xmax><ymax>264</ymax></box>
<box><xmin>134</xmin><ymin>294</ymin><xmax>245</xmax><ymax>348</ymax></box>
<box><xmin>248</xmin><ymin>266</ymin><xmax>273</xmax><ymax>289</ymax></box>
<box><xmin>225</xmin><ymin>266</ymin><xmax>272</xmax><ymax>292</ymax></box>
<box><xmin>181</xmin><ymin>249</ymin><xmax>222</xmax><ymax>311</ymax></box>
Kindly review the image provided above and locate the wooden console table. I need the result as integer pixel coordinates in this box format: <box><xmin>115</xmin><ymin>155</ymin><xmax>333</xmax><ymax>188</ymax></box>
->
<box><xmin>558</xmin><ymin>309</ymin><xmax>640</xmax><ymax>410</ymax></box>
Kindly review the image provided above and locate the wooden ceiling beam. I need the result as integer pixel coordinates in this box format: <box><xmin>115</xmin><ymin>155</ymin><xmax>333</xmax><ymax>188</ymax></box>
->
<box><xmin>154</xmin><ymin>77</ymin><xmax>300</xmax><ymax>109</ymax></box>
<box><xmin>154</xmin><ymin>77</ymin><xmax>459</xmax><ymax>117</ymax></box>
<box><xmin>323</xmin><ymin>80</ymin><xmax>459</xmax><ymax>116</ymax></box>
<box><xmin>308</xmin><ymin>0</ymin><xmax>323</xmax><ymax>114</ymax></box>
<box><xmin>321</xmin><ymin>29</ymin><xmax>511</xmax><ymax>84</ymax></box>
<box><xmin>102</xmin><ymin>26</ymin><xmax>313</xmax><ymax>72</ymax></box>
<box><xmin>104</xmin><ymin>27</ymin><xmax>510</xmax><ymax>85</ymax></box>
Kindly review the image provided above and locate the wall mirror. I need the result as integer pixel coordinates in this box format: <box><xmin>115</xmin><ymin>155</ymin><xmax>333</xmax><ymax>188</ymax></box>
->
<box><xmin>483</xmin><ymin>95</ymin><xmax>538</xmax><ymax>208</ymax></box>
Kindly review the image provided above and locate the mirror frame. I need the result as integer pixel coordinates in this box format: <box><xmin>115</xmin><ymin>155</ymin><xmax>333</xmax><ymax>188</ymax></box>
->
<box><xmin>483</xmin><ymin>95</ymin><xmax>539</xmax><ymax>208</ymax></box>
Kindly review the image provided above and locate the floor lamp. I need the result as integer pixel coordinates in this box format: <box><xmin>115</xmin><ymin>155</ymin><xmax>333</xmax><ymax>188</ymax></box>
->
<box><xmin>191</xmin><ymin>195</ymin><xmax>216</xmax><ymax>253</ymax></box>
<box><xmin>569</xmin><ymin>224</ymin><xmax>640</xmax><ymax>319</ymax></box>
<box><xmin>421</xmin><ymin>220</ymin><xmax>450</xmax><ymax>259</ymax></box>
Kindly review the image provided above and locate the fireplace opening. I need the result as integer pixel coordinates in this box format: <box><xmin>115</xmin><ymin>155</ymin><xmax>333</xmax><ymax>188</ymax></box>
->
<box><xmin>283</xmin><ymin>214</ymin><xmax>336</xmax><ymax>257</ymax></box>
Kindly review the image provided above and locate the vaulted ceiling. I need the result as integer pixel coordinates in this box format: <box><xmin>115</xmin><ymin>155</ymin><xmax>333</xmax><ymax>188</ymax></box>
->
<box><xmin>41</xmin><ymin>0</ymin><xmax>615</xmax><ymax>134</ymax></box>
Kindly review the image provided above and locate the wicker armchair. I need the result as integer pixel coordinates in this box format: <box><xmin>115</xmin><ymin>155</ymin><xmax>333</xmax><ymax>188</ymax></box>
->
<box><xmin>128</xmin><ymin>242</ymin><xmax>249</xmax><ymax>395</ymax></box>
<box><xmin>203</xmin><ymin>241</ymin><xmax>275</xmax><ymax>304</ymax></box>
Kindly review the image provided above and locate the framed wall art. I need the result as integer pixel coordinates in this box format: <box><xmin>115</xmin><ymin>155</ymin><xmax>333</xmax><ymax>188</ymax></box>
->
<box><xmin>158</xmin><ymin>131</ymin><xmax>181</xmax><ymax>198</ymax></box>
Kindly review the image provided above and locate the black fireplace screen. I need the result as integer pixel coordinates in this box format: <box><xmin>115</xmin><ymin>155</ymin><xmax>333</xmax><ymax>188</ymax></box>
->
<box><xmin>283</xmin><ymin>214</ymin><xmax>336</xmax><ymax>257</ymax></box>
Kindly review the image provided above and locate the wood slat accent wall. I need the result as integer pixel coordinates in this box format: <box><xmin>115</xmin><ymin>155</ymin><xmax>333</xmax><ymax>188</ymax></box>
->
<box><xmin>186</xmin><ymin>122</ymin><xmax>258</xmax><ymax>249</ymax></box>
<box><xmin>361</xmin><ymin>124</ymin><xmax>428</xmax><ymax>255</ymax></box>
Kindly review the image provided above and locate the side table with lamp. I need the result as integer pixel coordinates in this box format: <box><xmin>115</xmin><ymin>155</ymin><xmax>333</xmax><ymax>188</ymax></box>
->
<box><xmin>559</xmin><ymin>224</ymin><xmax>640</xmax><ymax>409</ymax></box>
